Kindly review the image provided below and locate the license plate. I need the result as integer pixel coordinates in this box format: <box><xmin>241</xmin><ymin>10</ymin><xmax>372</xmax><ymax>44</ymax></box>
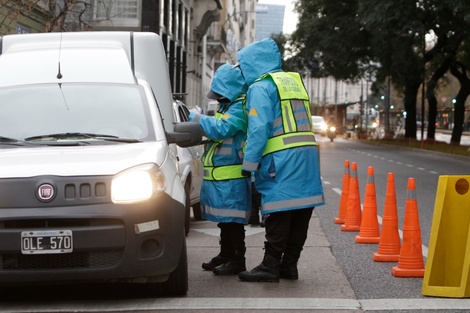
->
<box><xmin>21</xmin><ymin>230</ymin><xmax>73</xmax><ymax>254</ymax></box>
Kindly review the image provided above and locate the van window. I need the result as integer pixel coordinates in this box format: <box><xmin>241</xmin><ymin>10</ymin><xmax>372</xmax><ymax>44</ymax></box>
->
<box><xmin>0</xmin><ymin>83</ymin><xmax>154</xmax><ymax>142</ymax></box>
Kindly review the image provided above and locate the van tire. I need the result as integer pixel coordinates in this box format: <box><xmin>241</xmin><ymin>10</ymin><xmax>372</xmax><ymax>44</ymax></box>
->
<box><xmin>157</xmin><ymin>238</ymin><xmax>188</xmax><ymax>296</ymax></box>
<box><xmin>184</xmin><ymin>181</ymin><xmax>191</xmax><ymax>236</ymax></box>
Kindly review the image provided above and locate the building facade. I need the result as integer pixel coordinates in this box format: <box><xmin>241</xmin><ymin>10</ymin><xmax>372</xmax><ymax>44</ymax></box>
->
<box><xmin>254</xmin><ymin>3</ymin><xmax>284</xmax><ymax>41</ymax></box>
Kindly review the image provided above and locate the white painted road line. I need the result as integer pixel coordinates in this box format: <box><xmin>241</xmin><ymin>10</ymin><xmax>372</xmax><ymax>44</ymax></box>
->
<box><xmin>2</xmin><ymin>297</ymin><xmax>470</xmax><ymax>312</ymax></box>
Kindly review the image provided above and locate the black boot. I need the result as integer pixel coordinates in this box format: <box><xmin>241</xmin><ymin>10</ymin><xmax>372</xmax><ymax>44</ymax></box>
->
<box><xmin>280</xmin><ymin>252</ymin><xmax>300</xmax><ymax>279</ymax></box>
<box><xmin>280</xmin><ymin>259</ymin><xmax>298</xmax><ymax>280</ymax></box>
<box><xmin>202</xmin><ymin>224</ymin><xmax>232</xmax><ymax>271</ymax></box>
<box><xmin>202</xmin><ymin>254</ymin><xmax>227</xmax><ymax>271</ymax></box>
<box><xmin>238</xmin><ymin>254</ymin><xmax>280</xmax><ymax>282</ymax></box>
<box><xmin>213</xmin><ymin>259</ymin><xmax>246</xmax><ymax>275</ymax></box>
<box><xmin>213</xmin><ymin>247</ymin><xmax>246</xmax><ymax>275</ymax></box>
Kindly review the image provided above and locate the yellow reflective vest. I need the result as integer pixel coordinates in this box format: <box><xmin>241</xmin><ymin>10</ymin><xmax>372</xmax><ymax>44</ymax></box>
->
<box><xmin>256</xmin><ymin>71</ymin><xmax>318</xmax><ymax>156</ymax></box>
<box><xmin>203</xmin><ymin>95</ymin><xmax>246</xmax><ymax>181</ymax></box>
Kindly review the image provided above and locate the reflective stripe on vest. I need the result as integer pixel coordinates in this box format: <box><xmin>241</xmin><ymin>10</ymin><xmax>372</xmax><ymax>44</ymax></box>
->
<box><xmin>263</xmin><ymin>132</ymin><xmax>317</xmax><ymax>156</ymax></box>
<box><xmin>203</xmin><ymin>164</ymin><xmax>244</xmax><ymax>181</ymax></box>
<box><xmin>203</xmin><ymin>95</ymin><xmax>246</xmax><ymax>181</ymax></box>
<box><xmin>255</xmin><ymin>72</ymin><xmax>317</xmax><ymax>156</ymax></box>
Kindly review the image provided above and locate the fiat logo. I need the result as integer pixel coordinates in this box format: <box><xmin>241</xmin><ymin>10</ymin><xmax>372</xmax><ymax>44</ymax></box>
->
<box><xmin>37</xmin><ymin>184</ymin><xmax>55</xmax><ymax>202</ymax></box>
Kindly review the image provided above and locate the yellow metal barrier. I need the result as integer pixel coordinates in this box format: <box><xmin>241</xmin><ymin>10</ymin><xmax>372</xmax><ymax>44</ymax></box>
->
<box><xmin>422</xmin><ymin>176</ymin><xmax>470</xmax><ymax>298</ymax></box>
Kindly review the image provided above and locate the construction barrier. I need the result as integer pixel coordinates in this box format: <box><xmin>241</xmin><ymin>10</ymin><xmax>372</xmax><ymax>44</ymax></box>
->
<box><xmin>422</xmin><ymin>176</ymin><xmax>470</xmax><ymax>298</ymax></box>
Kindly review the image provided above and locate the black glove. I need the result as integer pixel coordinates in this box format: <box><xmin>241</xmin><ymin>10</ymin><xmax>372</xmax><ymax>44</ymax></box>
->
<box><xmin>241</xmin><ymin>170</ymin><xmax>251</xmax><ymax>178</ymax></box>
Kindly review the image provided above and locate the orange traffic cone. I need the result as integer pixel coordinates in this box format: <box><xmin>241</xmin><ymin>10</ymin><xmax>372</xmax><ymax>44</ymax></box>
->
<box><xmin>373</xmin><ymin>172</ymin><xmax>401</xmax><ymax>262</ymax></box>
<box><xmin>334</xmin><ymin>160</ymin><xmax>350</xmax><ymax>224</ymax></box>
<box><xmin>392</xmin><ymin>178</ymin><xmax>425</xmax><ymax>277</ymax></box>
<box><xmin>355</xmin><ymin>166</ymin><xmax>380</xmax><ymax>243</ymax></box>
<box><xmin>341</xmin><ymin>162</ymin><xmax>361</xmax><ymax>232</ymax></box>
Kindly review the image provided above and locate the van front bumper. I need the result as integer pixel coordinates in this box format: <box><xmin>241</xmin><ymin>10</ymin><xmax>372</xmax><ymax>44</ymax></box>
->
<box><xmin>0</xmin><ymin>192</ymin><xmax>185</xmax><ymax>286</ymax></box>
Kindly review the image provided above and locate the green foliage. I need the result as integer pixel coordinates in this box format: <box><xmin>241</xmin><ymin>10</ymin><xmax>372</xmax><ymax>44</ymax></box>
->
<box><xmin>291</xmin><ymin>0</ymin><xmax>370</xmax><ymax>81</ymax></box>
<box><xmin>291</xmin><ymin>0</ymin><xmax>470</xmax><ymax>86</ymax></box>
<box><xmin>290</xmin><ymin>0</ymin><xmax>470</xmax><ymax>143</ymax></box>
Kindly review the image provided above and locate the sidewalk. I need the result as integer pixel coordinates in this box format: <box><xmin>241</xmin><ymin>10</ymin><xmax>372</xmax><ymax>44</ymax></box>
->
<box><xmin>187</xmin><ymin>211</ymin><xmax>356</xmax><ymax>299</ymax></box>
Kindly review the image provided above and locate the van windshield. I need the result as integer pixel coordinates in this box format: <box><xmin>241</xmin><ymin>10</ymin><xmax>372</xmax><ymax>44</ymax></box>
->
<box><xmin>0</xmin><ymin>83</ymin><xmax>154</xmax><ymax>143</ymax></box>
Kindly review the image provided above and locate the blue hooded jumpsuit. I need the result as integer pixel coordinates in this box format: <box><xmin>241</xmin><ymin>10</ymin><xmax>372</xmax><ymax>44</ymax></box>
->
<box><xmin>189</xmin><ymin>64</ymin><xmax>251</xmax><ymax>275</ymax></box>
<box><xmin>237</xmin><ymin>38</ymin><xmax>325</xmax><ymax>282</ymax></box>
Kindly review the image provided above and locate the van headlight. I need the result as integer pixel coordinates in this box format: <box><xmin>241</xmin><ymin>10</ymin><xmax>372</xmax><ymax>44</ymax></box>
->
<box><xmin>112</xmin><ymin>164</ymin><xmax>166</xmax><ymax>204</ymax></box>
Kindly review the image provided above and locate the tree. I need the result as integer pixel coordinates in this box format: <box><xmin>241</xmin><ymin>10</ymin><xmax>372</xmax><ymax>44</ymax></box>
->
<box><xmin>0</xmin><ymin>1</ymin><xmax>116</xmax><ymax>34</ymax></box>
<box><xmin>291</xmin><ymin>0</ymin><xmax>470</xmax><ymax>143</ymax></box>
<box><xmin>291</xmin><ymin>0</ymin><xmax>371</xmax><ymax>81</ymax></box>
<box><xmin>291</xmin><ymin>0</ymin><xmax>425</xmax><ymax>138</ymax></box>
<box><xmin>449</xmin><ymin>60</ymin><xmax>470</xmax><ymax>145</ymax></box>
<box><xmin>421</xmin><ymin>0</ymin><xmax>470</xmax><ymax>145</ymax></box>
<box><xmin>0</xmin><ymin>0</ymin><xmax>49</xmax><ymax>34</ymax></box>
<box><xmin>45</xmin><ymin>0</ymin><xmax>93</xmax><ymax>32</ymax></box>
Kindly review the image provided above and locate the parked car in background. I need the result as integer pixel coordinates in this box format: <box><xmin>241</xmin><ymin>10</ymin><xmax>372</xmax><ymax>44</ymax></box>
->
<box><xmin>311</xmin><ymin>115</ymin><xmax>327</xmax><ymax>137</ymax></box>
<box><xmin>173</xmin><ymin>98</ymin><xmax>204</xmax><ymax>235</ymax></box>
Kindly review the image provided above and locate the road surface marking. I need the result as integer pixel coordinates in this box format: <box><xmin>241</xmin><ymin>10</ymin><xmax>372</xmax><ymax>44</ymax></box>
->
<box><xmin>2</xmin><ymin>297</ymin><xmax>470</xmax><ymax>311</ymax></box>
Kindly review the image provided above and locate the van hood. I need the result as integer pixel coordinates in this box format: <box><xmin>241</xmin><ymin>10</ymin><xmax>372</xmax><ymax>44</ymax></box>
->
<box><xmin>0</xmin><ymin>142</ymin><xmax>168</xmax><ymax>178</ymax></box>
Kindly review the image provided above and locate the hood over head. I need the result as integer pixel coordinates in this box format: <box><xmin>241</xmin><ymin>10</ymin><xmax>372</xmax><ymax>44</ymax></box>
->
<box><xmin>236</xmin><ymin>38</ymin><xmax>282</xmax><ymax>86</ymax></box>
<box><xmin>208</xmin><ymin>64</ymin><xmax>248</xmax><ymax>102</ymax></box>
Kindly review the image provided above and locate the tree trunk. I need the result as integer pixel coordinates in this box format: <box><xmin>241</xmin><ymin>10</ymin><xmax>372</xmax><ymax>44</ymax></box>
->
<box><xmin>451</xmin><ymin>90</ymin><xmax>469</xmax><ymax>145</ymax></box>
<box><xmin>450</xmin><ymin>62</ymin><xmax>470</xmax><ymax>146</ymax></box>
<box><xmin>426</xmin><ymin>59</ymin><xmax>451</xmax><ymax>142</ymax></box>
<box><xmin>404</xmin><ymin>80</ymin><xmax>420</xmax><ymax>138</ymax></box>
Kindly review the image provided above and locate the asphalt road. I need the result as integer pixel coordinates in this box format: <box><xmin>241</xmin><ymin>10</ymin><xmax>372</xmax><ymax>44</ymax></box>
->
<box><xmin>1</xmin><ymin>136</ymin><xmax>470</xmax><ymax>312</ymax></box>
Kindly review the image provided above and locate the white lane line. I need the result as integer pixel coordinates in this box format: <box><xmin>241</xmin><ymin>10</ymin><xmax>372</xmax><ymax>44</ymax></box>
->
<box><xmin>417</xmin><ymin>167</ymin><xmax>425</xmax><ymax>170</ymax></box>
<box><xmin>334</xmin><ymin>188</ymin><xmax>428</xmax><ymax>258</ymax></box>
<box><xmin>360</xmin><ymin>298</ymin><xmax>470</xmax><ymax>311</ymax></box>
<box><xmin>2</xmin><ymin>297</ymin><xmax>470</xmax><ymax>312</ymax></box>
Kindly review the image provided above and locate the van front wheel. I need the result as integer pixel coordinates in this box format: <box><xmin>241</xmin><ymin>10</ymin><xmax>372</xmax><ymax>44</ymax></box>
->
<box><xmin>184</xmin><ymin>181</ymin><xmax>191</xmax><ymax>236</ymax></box>
<box><xmin>155</xmin><ymin>238</ymin><xmax>188</xmax><ymax>296</ymax></box>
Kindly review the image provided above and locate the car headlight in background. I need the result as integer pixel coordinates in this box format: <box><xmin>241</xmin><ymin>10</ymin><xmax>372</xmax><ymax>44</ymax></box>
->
<box><xmin>112</xmin><ymin>164</ymin><xmax>166</xmax><ymax>204</ymax></box>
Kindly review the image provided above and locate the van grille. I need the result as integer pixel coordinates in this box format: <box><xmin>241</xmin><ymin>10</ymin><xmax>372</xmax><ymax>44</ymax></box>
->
<box><xmin>0</xmin><ymin>175</ymin><xmax>112</xmax><ymax>208</ymax></box>
<box><xmin>0</xmin><ymin>250</ymin><xmax>122</xmax><ymax>270</ymax></box>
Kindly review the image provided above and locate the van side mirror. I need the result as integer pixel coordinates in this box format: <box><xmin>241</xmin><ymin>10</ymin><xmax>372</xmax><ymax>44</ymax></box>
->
<box><xmin>167</xmin><ymin>122</ymin><xmax>203</xmax><ymax>147</ymax></box>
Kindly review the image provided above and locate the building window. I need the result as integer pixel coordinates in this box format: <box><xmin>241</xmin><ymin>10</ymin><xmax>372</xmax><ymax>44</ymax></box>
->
<box><xmin>95</xmin><ymin>0</ymin><xmax>139</xmax><ymax>19</ymax></box>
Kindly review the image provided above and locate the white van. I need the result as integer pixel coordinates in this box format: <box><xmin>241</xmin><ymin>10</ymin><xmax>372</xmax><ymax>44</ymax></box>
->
<box><xmin>172</xmin><ymin>98</ymin><xmax>204</xmax><ymax>235</ymax></box>
<box><xmin>0</xmin><ymin>32</ymin><xmax>201</xmax><ymax>295</ymax></box>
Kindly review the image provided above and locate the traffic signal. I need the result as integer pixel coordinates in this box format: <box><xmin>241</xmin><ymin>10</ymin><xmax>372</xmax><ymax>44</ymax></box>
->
<box><xmin>452</xmin><ymin>98</ymin><xmax>457</xmax><ymax>104</ymax></box>
<box><xmin>344</xmin><ymin>100</ymin><xmax>348</xmax><ymax>105</ymax></box>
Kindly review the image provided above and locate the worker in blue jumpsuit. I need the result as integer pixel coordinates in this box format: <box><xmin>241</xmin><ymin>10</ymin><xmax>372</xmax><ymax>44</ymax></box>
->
<box><xmin>189</xmin><ymin>64</ymin><xmax>251</xmax><ymax>275</ymax></box>
<box><xmin>236</xmin><ymin>38</ymin><xmax>325</xmax><ymax>282</ymax></box>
